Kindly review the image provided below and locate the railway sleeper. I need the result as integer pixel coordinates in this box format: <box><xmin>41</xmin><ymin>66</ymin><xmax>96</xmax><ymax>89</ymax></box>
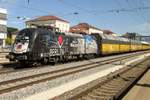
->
<box><xmin>97</xmin><ymin>87</ymin><xmax>120</xmax><ymax>92</ymax></box>
<box><xmin>92</xmin><ymin>89</ymin><xmax>117</xmax><ymax>96</ymax></box>
<box><xmin>80</xmin><ymin>96</ymin><xmax>104</xmax><ymax>100</ymax></box>
<box><xmin>102</xmin><ymin>83</ymin><xmax>126</xmax><ymax>89</ymax></box>
<box><xmin>81</xmin><ymin>96</ymin><xmax>113</xmax><ymax>100</ymax></box>
<box><xmin>85</xmin><ymin>93</ymin><xmax>114</xmax><ymax>100</ymax></box>
<box><xmin>87</xmin><ymin>92</ymin><xmax>115</xmax><ymax>99</ymax></box>
<box><xmin>100</xmin><ymin>86</ymin><xmax>123</xmax><ymax>92</ymax></box>
<box><xmin>93</xmin><ymin>89</ymin><xmax>119</xmax><ymax>94</ymax></box>
<box><xmin>107</xmin><ymin>82</ymin><xmax>128</xmax><ymax>87</ymax></box>
<box><xmin>96</xmin><ymin>85</ymin><xmax>119</xmax><ymax>91</ymax></box>
<box><xmin>105</xmin><ymin>81</ymin><xmax>126</xmax><ymax>86</ymax></box>
<box><xmin>91</xmin><ymin>90</ymin><xmax>115</xmax><ymax>95</ymax></box>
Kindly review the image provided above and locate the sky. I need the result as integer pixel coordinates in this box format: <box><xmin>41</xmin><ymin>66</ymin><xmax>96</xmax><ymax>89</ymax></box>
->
<box><xmin>0</xmin><ymin>0</ymin><xmax>150</xmax><ymax>35</ymax></box>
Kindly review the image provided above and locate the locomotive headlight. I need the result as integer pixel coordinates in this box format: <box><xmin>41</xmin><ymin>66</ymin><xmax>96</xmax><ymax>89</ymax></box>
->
<box><xmin>40</xmin><ymin>53</ymin><xmax>43</xmax><ymax>57</ymax></box>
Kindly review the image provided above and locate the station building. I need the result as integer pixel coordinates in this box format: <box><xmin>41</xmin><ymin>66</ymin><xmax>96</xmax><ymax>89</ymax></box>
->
<box><xmin>26</xmin><ymin>15</ymin><xmax>70</xmax><ymax>33</ymax></box>
<box><xmin>69</xmin><ymin>23</ymin><xmax>103</xmax><ymax>34</ymax></box>
<box><xmin>0</xmin><ymin>8</ymin><xmax>7</xmax><ymax>47</ymax></box>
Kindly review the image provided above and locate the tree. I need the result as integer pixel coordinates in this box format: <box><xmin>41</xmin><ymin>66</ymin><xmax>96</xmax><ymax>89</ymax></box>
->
<box><xmin>6</xmin><ymin>27</ymin><xmax>18</xmax><ymax>45</ymax></box>
<box><xmin>7</xmin><ymin>27</ymin><xmax>18</xmax><ymax>38</ymax></box>
<box><xmin>7</xmin><ymin>27</ymin><xmax>18</xmax><ymax>34</ymax></box>
<box><xmin>5</xmin><ymin>37</ymin><xmax>13</xmax><ymax>45</ymax></box>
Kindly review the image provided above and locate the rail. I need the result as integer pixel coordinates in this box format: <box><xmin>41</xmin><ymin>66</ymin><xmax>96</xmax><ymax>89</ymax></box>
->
<box><xmin>0</xmin><ymin>51</ymin><xmax>148</xmax><ymax>95</ymax></box>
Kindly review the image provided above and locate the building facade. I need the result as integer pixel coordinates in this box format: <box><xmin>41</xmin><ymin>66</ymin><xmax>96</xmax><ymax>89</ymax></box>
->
<box><xmin>123</xmin><ymin>32</ymin><xmax>141</xmax><ymax>40</ymax></box>
<box><xmin>0</xmin><ymin>8</ymin><xmax>7</xmax><ymax>47</ymax></box>
<box><xmin>26</xmin><ymin>15</ymin><xmax>70</xmax><ymax>33</ymax></box>
<box><xmin>69</xmin><ymin>23</ymin><xmax>103</xmax><ymax>34</ymax></box>
<box><xmin>103</xmin><ymin>30</ymin><xmax>117</xmax><ymax>36</ymax></box>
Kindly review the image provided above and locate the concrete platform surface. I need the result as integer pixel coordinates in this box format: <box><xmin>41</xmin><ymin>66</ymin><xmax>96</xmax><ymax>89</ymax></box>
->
<box><xmin>123</xmin><ymin>69</ymin><xmax>150</xmax><ymax>100</ymax></box>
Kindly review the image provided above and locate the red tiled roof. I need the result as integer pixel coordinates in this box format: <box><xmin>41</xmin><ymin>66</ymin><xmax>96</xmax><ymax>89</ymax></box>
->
<box><xmin>103</xmin><ymin>30</ymin><xmax>115</xmax><ymax>34</ymax></box>
<box><xmin>26</xmin><ymin>15</ymin><xmax>69</xmax><ymax>23</ymax></box>
<box><xmin>69</xmin><ymin>23</ymin><xmax>102</xmax><ymax>33</ymax></box>
<box><xmin>70</xmin><ymin>23</ymin><xmax>102</xmax><ymax>30</ymax></box>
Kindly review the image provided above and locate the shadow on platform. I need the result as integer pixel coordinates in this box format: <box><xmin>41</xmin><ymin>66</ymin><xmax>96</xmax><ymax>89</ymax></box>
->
<box><xmin>136</xmin><ymin>83</ymin><xmax>150</xmax><ymax>88</ymax></box>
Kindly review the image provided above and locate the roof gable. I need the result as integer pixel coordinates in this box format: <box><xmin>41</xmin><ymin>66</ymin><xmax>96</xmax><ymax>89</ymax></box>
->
<box><xmin>26</xmin><ymin>15</ymin><xmax>69</xmax><ymax>23</ymax></box>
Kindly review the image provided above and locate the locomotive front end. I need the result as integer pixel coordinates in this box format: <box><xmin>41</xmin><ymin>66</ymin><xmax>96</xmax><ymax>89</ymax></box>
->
<box><xmin>11</xmin><ymin>36</ymin><xmax>29</xmax><ymax>60</ymax></box>
<box><xmin>8</xmin><ymin>28</ymin><xmax>35</xmax><ymax>62</ymax></box>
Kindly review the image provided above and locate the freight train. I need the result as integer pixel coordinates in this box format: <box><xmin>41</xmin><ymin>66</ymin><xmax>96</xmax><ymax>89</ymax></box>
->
<box><xmin>7</xmin><ymin>28</ymin><xmax>150</xmax><ymax>65</ymax></box>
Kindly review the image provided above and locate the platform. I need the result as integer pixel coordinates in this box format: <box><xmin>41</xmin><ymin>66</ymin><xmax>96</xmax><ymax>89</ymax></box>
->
<box><xmin>123</xmin><ymin>68</ymin><xmax>150</xmax><ymax>100</ymax></box>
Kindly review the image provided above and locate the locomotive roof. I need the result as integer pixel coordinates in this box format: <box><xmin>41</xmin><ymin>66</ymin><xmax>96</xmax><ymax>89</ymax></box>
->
<box><xmin>95</xmin><ymin>32</ymin><xmax>130</xmax><ymax>42</ymax></box>
<box><xmin>17</xmin><ymin>28</ymin><xmax>37</xmax><ymax>36</ymax></box>
<box><xmin>19</xmin><ymin>28</ymin><xmax>55</xmax><ymax>35</ymax></box>
<box><xmin>93</xmin><ymin>32</ymin><xmax>147</xmax><ymax>44</ymax></box>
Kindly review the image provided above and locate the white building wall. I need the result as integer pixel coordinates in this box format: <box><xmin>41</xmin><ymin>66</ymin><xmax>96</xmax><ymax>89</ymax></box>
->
<box><xmin>55</xmin><ymin>20</ymin><xmax>69</xmax><ymax>32</ymax></box>
<box><xmin>26</xmin><ymin>20</ymin><xmax>70</xmax><ymax>33</ymax></box>
<box><xmin>0</xmin><ymin>8</ymin><xmax>7</xmax><ymax>47</ymax></box>
<box><xmin>26</xmin><ymin>20</ymin><xmax>54</xmax><ymax>27</ymax></box>
<box><xmin>89</xmin><ymin>28</ymin><xmax>103</xmax><ymax>34</ymax></box>
<box><xmin>0</xmin><ymin>20</ymin><xmax>7</xmax><ymax>25</ymax></box>
<box><xmin>0</xmin><ymin>8</ymin><xmax>7</xmax><ymax>14</ymax></box>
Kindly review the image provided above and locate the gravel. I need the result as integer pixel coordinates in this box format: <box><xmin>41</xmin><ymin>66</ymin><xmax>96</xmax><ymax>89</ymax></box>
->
<box><xmin>0</xmin><ymin>52</ymin><xmax>135</xmax><ymax>82</ymax></box>
<box><xmin>0</xmin><ymin>52</ymin><xmax>148</xmax><ymax>100</ymax></box>
<box><xmin>0</xmin><ymin>63</ymin><xmax>115</xmax><ymax>100</ymax></box>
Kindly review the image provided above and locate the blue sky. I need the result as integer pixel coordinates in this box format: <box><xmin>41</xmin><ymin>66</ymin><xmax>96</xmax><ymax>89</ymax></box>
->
<box><xmin>0</xmin><ymin>0</ymin><xmax>150</xmax><ymax>35</ymax></box>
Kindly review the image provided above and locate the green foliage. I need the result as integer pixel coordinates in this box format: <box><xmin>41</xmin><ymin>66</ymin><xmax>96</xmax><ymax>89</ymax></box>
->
<box><xmin>7</xmin><ymin>27</ymin><xmax>18</xmax><ymax>39</ymax></box>
<box><xmin>7</xmin><ymin>27</ymin><xmax>18</xmax><ymax>34</ymax></box>
<box><xmin>5</xmin><ymin>37</ymin><xmax>13</xmax><ymax>45</ymax></box>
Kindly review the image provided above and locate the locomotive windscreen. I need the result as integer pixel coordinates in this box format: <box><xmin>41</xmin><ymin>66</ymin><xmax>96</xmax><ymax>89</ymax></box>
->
<box><xmin>16</xmin><ymin>28</ymin><xmax>36</xmax><ymax>41</ymax></box>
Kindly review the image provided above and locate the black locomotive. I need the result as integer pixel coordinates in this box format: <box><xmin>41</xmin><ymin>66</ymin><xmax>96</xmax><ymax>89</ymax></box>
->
<box><xmin>8</xmin><ymin>28</ymin><xmax>98</xmax><ymax>64</ymax></box>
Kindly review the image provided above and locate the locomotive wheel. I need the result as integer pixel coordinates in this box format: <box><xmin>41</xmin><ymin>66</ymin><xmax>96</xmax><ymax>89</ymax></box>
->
<box><xmin>55</xmin><ymin>57</ymin><xmax>59</xmax><ymax>63</ymax></box>
<box><xmin>42</xmin><ymin>58</ymin><xmax>49</xmax><ymax>65</ymax></box>
<box><xmin>51</xmin><ymin>58</ymin><xmax>58</xmax><ymax>65</ymax></box>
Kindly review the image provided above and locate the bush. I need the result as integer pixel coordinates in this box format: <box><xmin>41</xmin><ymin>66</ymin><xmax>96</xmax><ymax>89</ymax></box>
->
<box><xmin>5</xmin><ymin>37</ymin><xmax>13</xmax><ymax>45</ymax></box>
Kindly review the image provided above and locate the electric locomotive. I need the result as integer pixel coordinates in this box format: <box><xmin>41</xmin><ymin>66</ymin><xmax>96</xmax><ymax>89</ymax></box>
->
<box><xmin>8</xmin><ymin>28</ymin><xmax>98</xmax><ymax>64</ymax></box>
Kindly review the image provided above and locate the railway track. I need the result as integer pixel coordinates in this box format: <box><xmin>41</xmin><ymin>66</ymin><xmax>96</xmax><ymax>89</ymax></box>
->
<box><xmin>0</xmin><ymin>50</ymin><xmax>149</xmax><ymax>75</ymax></box>
<box><xmin>0</xmin><ymin>62</ymin><xmax>18</xmax><ymax>74</ymax></box>
<box><xmin>0</xmin><ymin>51</ymin><xmax>149</xmax><ymax>95</ymax></box>
<box><xmin>52</xmin><ymin>56</ymin><xmax>150</xmax><ymax>100</ymax></box>
<box><xmin>0</xmin><ymin>67</ymin><xmax>14</xmax><ymax>74</ymax></box>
